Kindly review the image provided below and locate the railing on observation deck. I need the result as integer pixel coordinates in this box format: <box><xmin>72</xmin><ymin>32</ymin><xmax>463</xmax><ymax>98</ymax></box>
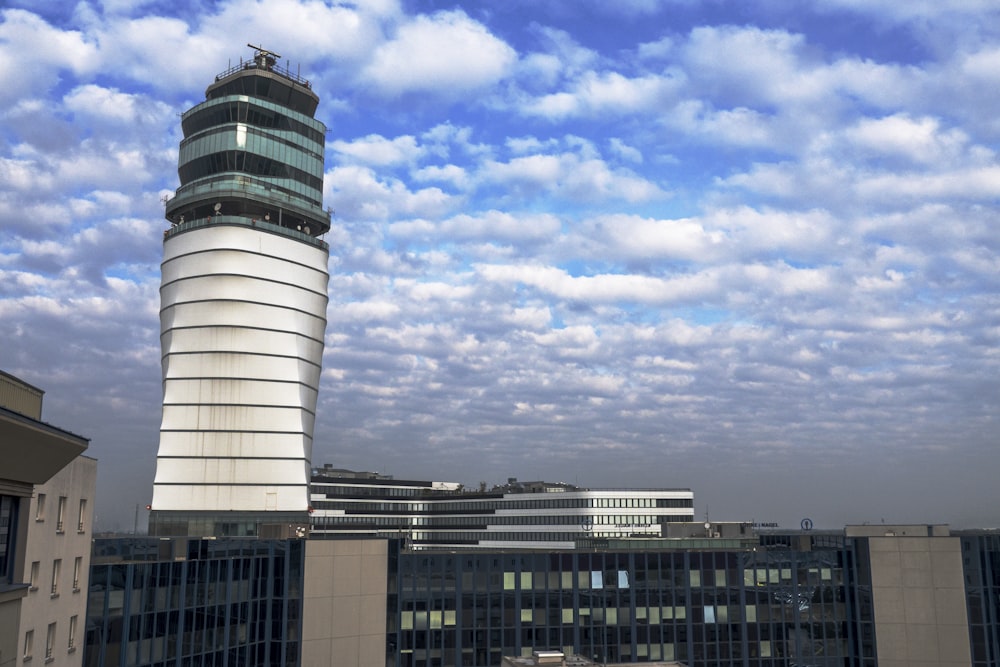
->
<box><xmin>166</xmin><ymin>174</ymin><xmax>328</xmax><ymax>217</ymax></box>
<box><xmin>163</xmin><ymin>215</ymin><xmax>328</xmax><ymax>250</ymax></box>
<box><xmin>214</xmin><ymin>59</ymin><xmax>312</xmax><ymax>89</ymax></box>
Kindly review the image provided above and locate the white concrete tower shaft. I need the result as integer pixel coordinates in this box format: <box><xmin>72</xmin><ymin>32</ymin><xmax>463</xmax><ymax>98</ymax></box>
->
<box><xmin>150</xmin><ymin>46</ymin><xmax>330</xmax><ymax>536</ymax></box>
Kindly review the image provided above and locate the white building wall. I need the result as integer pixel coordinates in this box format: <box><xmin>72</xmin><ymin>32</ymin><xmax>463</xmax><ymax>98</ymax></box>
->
<box><xmin>151</xmin><ymin>224</ymin><xmax>328</xmax><ymax>513</ymax></box>
<box><xmin>17</xmin><ymin>455</ymin><xmax>96</xmax><ymax>667</ymax></box>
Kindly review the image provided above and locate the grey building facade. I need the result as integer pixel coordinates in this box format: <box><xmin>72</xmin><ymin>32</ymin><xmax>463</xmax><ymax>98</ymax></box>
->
<box><xmin>83</xmin><ymin>525</ymin><xmax>1000</xmax><ymax>667</ymax></box>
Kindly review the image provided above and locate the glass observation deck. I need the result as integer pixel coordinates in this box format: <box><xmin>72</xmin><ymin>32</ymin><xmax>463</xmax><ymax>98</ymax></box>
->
<box><xmin>164</xmin><ymin>45</ymin><xmax>329</xmax><ymax>240</ymax></box>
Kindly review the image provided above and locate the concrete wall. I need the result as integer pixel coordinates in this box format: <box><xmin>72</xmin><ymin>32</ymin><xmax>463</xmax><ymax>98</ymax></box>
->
<box><xmin>152</xmin><ymin>224</ymin><xmax>328</xmax><ymax>513</ymax></box>
<box><xmin>301</xmin><ymin>539</ymin><xmax>388</xmax><ymax>667</ymax></box>
<box><xmin>867</xmin><ymin>534</ymin><xmax>971</xmax><ymax>667</ymax></box>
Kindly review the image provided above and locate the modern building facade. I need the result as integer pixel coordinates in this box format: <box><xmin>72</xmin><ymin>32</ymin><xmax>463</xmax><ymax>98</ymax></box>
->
<box><xmin>85</xmin><ymin>536</ymin><xmax>306</xmax><ymax>667</ymax></box>
<box><xmin>0</xmin><ymin>370</ymin><xmax>92</xmax><ymax>667</ymax></box>
<box><xmin>150</xmin><ymin>46</ymin><xmax>330</xmax><ymax>537</ymax></box>
<box><xmin>310</xmin><ymin>468</ymin><xmax>695</xmax><ymax>549</ymax></box>
<box><xmin>84</xmin><ymin>525</ymin><xmax>1000</xmax><ymax>667</ymax></box>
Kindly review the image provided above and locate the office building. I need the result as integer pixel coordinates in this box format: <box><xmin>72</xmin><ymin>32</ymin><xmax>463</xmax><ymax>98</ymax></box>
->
<box><xmin>310</xmin><ymin>468</ymin><xmax>695</xmax><ymax>549</ymax></box>
<box><xmin>1</xmin><ymin>370</ymin><xmax>93</xmax><ymax>667</ymax></box>
<box><xmin>150</xmin><ymin>46</ymin><xmax>331</xmax><ymax>538</ymax></box>
<box><xmin>85</xmin><ymin>524</ymin><xmax>999</xmax><ymax>667</ymax></box>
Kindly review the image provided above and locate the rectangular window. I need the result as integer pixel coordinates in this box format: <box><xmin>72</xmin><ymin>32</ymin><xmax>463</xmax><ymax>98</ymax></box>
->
<box><xmin>45</xmin><ymin>623</ymin><xmax>56</xmax><ymax>660</ymax></box>
<box><xmin>30</xmin><ymin>561</ymin><xmax>39</xmax><ymax>590</ymax></box>
<box><xmin>23</xmin><ymin>630</ymin><xmax>33</xmax><ymax>659</ymax></box>
<box><xmin>68</xmin><ymin>615</ymin><xmax>77</xmax><ymax>650</ymax></box>
<box><xmin>77</xmin><ymin>499</ymin><xmax>87</xmax><ymax>532</ymax></box>
<box><xmin>51</xmin><ymin>559</ymin><xmax>61</xmax><ymax>596</ymax></box>
<box><xmin>56</xmin><ymin>497</ymin><xmax>66</xmax><ymax>532</ymax></box>
<box><xmin>36</xmin><ymin>493</ymin><xmax>46</xmax><ymax>521</ymax></box>
<box><xmin>72</xmin><ymin>557</ymin><xmax>82</xmax><ymax>591</ymax></box>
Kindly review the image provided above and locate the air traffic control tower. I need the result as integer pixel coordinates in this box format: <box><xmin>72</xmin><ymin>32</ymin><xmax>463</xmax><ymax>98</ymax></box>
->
<box><xmin>150</xmin><ymin>46</ymin><xmax>329</xmax><ymax>537</ymax></box>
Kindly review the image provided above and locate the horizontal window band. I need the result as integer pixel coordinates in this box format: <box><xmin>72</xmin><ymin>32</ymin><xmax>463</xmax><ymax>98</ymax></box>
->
<box><xmin>182</xmin><ymin>100</ymin><xmax>325</xmax><ymax>144</ymax></box>
<box><xmin>178</xmin><ymin>150</ymin><xmax>322</xmax><ymax>193</ymax></box>
<box><xmin>181</xmin><ymin>124</ymin><xmax>323</xmax><ymax>162</ymax></box>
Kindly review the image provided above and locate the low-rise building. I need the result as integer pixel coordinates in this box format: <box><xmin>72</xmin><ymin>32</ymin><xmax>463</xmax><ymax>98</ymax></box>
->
<box><xmin>0</xmin><ymin>371</ymin><xmax>92</xmax><ymax>666</ymax></box>
<box><xmin>309</xmin><ymin>467</ymin><xmax>694</xmax><ymax>549</ymax></box>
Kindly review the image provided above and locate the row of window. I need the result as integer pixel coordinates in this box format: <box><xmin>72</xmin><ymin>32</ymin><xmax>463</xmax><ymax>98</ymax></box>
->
<box><xmin>408</xmin><ymin>530</ymin><xmax>659</xmax><ymax>544</ymax></box>
<box><xmin>34</xmin><ymin>494</ymin><xmax>88</xmax><ymax>533</ymax></box>
<box><xmin>170</xmin><ymin>171</ymin><xmax>326</xmax><ymax>212</ymax></box>
<box><xmin>23</xmin><ymin>615</ymin><xmax>78</xmax><ymax>661</ymax></box>
<box><xmin>179</xmin><ymin>125</ymin><xmax>323</xmax><ymax>175</ymax></box>
<box><xmin>178</xmin><ymin>150</ymin><xmax>323</xmax><ymax>195</ymax></box>
<box><xmin>311</xmin><ymin>496</ymin><xmax>693</xmax><ymax>512</ymax></box>
<box><xmin>29</xmin><ymin>555</ymin><xmax>84</xmax><ymax>595</ymax></box>
<box><xmin>183</xmin><ymin>99</ymin><xmax>324</xmax><ymax>144</ymax></box>
<box><xmin>312</xmin><ymin>483</ymin><xmax>430</xmax><ymax>498</ymax></box>
<box><xmin>314</xmin><ymin>514</ymin><xmax>667</xmax><ymax>527</ymax></box>
<box><xmin>389</xmin><ymin>547</ymin><xmax>857</xmax><ymax>667</ymax></box>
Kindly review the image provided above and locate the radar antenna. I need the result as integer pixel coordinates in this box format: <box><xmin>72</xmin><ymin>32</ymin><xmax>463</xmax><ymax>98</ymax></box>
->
<box><xmin>247</xmin><ymin>43</ymin><xmax>281</xmax><ymax>70</ymax></box>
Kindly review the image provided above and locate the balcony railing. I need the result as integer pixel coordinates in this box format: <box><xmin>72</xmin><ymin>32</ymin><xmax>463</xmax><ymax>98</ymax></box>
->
<box><xmin>163</xmin><ymin>215</ymin><xmax>328</xmax><ymax>251</ymax></box>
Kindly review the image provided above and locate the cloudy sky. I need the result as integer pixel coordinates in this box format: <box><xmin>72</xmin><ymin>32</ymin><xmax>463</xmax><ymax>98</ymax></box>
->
<box><xmin>2</xmin><ymin>0</ymin><xmax>999</xmax><ymax>532</ymax></box>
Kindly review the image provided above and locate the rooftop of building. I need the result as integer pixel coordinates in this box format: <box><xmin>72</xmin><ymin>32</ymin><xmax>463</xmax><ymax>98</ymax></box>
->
<box><xmin>1</xmin><ymin>370</ymin><xmax>90</xmax><ymax>486</ymax></box>
<box><xmin>204</xmin><ymin>44</ymin><xmax>319</xmax><ymax>116</ymax></box>
<box><xmin>311</xmin><ymin>465</ymin><xmax>691</xmax><ymax>496</ymax></box>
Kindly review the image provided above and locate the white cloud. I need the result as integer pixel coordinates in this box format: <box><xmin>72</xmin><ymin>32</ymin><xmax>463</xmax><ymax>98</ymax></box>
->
<box><xmin>412</xmin><ymin>164</ymin><xmax>470</xmax><ymax>189</ymax></box>
<box><xmin>843</xmin><ymin>114</ymin><xmax>975</xmax><ymax>165</ymax></box>
<box><xmin>523</xmin><ymin>71</ymin><xmax>682</xmax><ymax>119</ymax></box>
<box><xmin>608</xmin><ymin>138</ymin><xmax>643</xmax><ymax>164</ymax></box>
<box><xmin>64</xmin><ymin>84</ymin><xmax>172</xmax><ymax>125</ymax></box>
<box><xmin>391</xmin><ymin>210</ymin><xmax>561</xmax><ymax>243</ymax></box>
<box><xmin>332</xmin><ymin>134</ymin><xmax>424</xmax><ymax>166</ymax></box>
<box><xmin>0</xmin><ymin>9</ymin><xmax>98</xmax><ymax>105</ymax></box>
<box><xmin>326</xmin><ymin>165</ymin><xmax>456</xmax><ymax>220</ymax></box>
<box><xmin>363</xmin><ymin>10</ymin><xmax>516</xmax><ymax>96</ymax></box>
<box><xmin>477</xmin><ymin>264</ymin><xmax>720</xmax><ymax>305</ymax></box>
<box><xmin>478</xmin><ymin>152</ymin><xmax>665</xmax><ymax>203</ymax></box>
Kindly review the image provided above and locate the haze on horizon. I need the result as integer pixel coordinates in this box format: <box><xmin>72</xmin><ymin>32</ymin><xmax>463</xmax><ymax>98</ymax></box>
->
<box><xmin>1</xmin><ymin>0</ymin><xmax>998</xmax><ymax>532</ymax></box>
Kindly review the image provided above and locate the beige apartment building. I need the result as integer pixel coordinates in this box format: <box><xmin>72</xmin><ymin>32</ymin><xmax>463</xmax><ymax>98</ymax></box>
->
<box><xmin>0</xmin><ymin>371</ymin><xmax>94</xmax><ymax>667</ymax></box>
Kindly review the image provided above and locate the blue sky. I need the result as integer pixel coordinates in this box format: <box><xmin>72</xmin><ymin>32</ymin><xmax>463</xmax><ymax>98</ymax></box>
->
<box><xmin>2</xmin><ymin>0</ymin><xmax>999</xmax><ymax>531</ymax></box>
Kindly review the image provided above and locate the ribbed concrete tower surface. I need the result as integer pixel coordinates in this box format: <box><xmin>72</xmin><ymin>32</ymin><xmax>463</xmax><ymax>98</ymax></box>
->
<box><xmin>150</xmin><ymin>46</ymin><xmax>329</xmax><ymax>537</ymax></box>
